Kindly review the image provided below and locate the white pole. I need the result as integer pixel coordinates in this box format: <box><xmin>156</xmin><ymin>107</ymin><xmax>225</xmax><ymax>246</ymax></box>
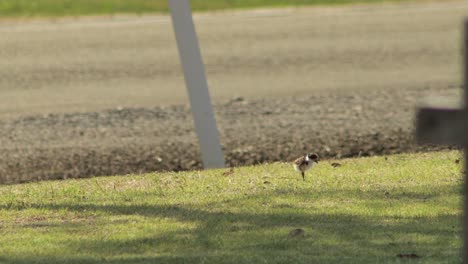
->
<box><xmin>168</xmin><ymin>0</ymin><xmax>225</xmax><ymax>169</ymax></box>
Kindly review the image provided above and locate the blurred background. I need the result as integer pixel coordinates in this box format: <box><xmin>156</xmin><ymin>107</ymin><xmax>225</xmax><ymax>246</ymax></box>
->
<box><xmin>0</xmin><ymin>0</ymin><xmax>466</xmax><ymax>183</ymax></box>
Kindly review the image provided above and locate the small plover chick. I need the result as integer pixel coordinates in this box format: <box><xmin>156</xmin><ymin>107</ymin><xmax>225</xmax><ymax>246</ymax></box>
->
<box><xmin>293</xmin><ymin>153</ymin><xmax>319</xmax><ymax>181</ymax></box>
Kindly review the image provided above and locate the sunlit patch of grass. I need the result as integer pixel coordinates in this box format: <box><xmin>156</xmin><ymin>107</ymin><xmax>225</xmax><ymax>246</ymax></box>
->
<box><xmin>0</xmin><ymin>0</ymin><xmax>431</xmax><ymax>17</ymax></box>
<box><xmin>0</xmin><ymin>150</ymin><xmax>463</xmax><ymax>263</ymax></box>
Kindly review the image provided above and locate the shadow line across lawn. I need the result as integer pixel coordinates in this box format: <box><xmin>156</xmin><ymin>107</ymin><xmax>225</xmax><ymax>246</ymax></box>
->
<box><xmin>0</xmin><ymin>185</ymin><xmax>462</xmax><ymax>263</ymax></box>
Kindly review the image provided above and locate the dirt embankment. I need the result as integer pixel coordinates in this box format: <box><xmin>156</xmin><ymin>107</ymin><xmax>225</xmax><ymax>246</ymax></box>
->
<box><xmin>0</xmin><ymin>85</ymin><xmax>457</xmax><ymax>184</ymax></box>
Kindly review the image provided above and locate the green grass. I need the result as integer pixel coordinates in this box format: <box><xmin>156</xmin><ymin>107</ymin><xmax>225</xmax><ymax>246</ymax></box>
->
<box><xmin>0</xmin><ymin>0</ymin><xmax>428</xmax><ymax>17</ymax></box>
<box><xmin>0</xmin><ymin>150</ymin><xmax>463</xmax><ymax>263</ymax></box>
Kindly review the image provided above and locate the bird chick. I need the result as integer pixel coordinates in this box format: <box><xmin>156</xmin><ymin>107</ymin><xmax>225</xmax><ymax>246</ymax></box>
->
<box><xmin>293</xmin><ymin>153</ymin><xmax>319</xmax><ymax>181</ymax></box>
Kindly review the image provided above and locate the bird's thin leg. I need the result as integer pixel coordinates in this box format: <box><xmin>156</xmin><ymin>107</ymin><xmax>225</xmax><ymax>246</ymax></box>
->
<box><xmin>302</xmin><ymin>171</ymin><xmax>305</xmax><ymax>181</ymax></box>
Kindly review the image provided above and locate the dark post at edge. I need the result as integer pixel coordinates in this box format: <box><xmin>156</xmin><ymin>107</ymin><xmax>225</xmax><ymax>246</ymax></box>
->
<box><xmin>463</xmin><ymin>19</ymin><xmax>468</xmax><ymax>263</ymax></box>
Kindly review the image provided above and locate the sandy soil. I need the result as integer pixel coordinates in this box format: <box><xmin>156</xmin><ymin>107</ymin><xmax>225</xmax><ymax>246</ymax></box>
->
<box><xmin>0</xmin><ymin>1</ymin><xmax>466</xmax><ymax>183</ymax></box>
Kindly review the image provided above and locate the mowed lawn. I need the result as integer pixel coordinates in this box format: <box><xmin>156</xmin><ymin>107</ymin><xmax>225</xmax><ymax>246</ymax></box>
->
<box><xmin>0</xmin><ymin>150</ymin><xmax>463</xmax><ymax>263</ymax></box>
<box><xmin>0</xmin><ymin>0</ymin><xmax>430</xmax><ymax>17</ymax></box>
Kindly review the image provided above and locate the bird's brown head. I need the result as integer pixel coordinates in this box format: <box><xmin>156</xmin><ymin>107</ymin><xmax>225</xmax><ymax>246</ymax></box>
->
<box><xmin>308</xmin><ymin>153</ymin><xmax>319</xmax><ymax>163</ymax></box>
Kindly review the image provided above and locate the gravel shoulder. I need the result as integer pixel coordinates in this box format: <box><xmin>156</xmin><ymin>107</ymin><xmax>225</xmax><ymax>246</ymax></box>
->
<box><xmin>0</xmin><ymin>85</ymin><xmax>459</xmax><ymax>184</ymax></box>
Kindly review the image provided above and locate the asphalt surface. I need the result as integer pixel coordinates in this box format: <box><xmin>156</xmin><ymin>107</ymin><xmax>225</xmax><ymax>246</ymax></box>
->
<box><xmin>0</xmin><ymin>1</ymin><xmax>466</xmax><ymax>183</ymax></box>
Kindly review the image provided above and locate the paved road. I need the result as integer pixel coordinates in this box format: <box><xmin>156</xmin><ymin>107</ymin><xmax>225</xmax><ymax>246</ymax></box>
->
<box><xmin>0</xmin><ymin>1</ymin><xmax>467</xmax><ymax>118</ymax></box>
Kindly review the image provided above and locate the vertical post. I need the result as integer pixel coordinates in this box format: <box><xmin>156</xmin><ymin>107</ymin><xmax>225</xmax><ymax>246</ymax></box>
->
<box><xmin>463</xmin><ymin>19</ymin><xmax>468</xmax><ymax>263</ymax></box>
<box><xmin>168</xmin><ymin>0</ymin><xmax>225</xmax><ymax>168</ymax></box>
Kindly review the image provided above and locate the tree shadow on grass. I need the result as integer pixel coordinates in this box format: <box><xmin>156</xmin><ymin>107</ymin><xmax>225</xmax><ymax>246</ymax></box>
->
<box><xmin>0</xmin><ymin>184</ymin><xmax>462</xmax><ymax>264</ymax></box>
